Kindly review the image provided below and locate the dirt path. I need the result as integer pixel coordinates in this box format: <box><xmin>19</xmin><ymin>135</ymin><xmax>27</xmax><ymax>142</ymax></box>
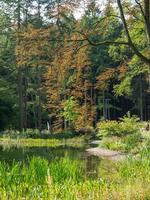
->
<box><xmin>86</xmin><ymin>147</ymin><xmax>127</xmax><ymax>161</ymax></box>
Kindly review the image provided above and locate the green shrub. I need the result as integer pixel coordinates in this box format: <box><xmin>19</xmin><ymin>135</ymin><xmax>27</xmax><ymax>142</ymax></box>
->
<box><xmin>1</xmin><ymin>129</ymin><xmax>79</xmax><ymax>139</ymax></box>
<box><xmin>97</xmin><ymin>112</ymin><xmax>141</xmax><ymax>137</ymax></box>
<box><xmin>97</xmin><ymin>120</ymin><xmax>121</xmax><ymax>137</ymax></box>
<box><xmin>2</xmin><ymin>129</ymin><xmax>41</xmax><ymax>139</ymax></box>
<box><xmin>62</xmin><ymin>96</ymin><xmax>79</xmax><ymax>130</ymax></box>
<box><xmin>119</xmin><ymin>112</ymin><xmax>141</xmax><ymax>135</ymax></box>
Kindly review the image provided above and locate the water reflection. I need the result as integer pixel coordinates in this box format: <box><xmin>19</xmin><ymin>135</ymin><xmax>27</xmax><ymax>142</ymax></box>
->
<box><xmin>0</xmin><ymin>145</ymin><xmax>101</xmax><ymax>178</ymax></box>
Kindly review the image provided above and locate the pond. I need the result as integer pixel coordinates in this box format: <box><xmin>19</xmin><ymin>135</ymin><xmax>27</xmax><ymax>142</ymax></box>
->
<box><xmin>0</xmin><ymin>142</ymin><xmax>113</xmax><ymax>179</ymax></box>
<box><xmin>0</xmin><ymin>141</ymin><xmax>149</xmax><ymax>200</ymax></box>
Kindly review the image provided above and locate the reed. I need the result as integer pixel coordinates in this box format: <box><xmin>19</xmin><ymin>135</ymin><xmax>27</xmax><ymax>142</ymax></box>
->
<box><xmin>0</xmin><ymin>150</ymin><xmax>150</xmax><ymax>200</ymax></box>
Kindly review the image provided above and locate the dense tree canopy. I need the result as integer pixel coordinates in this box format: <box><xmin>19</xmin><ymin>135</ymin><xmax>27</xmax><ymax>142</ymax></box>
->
<box><xmin>0</xmin><ymin>0</ymin><xmax>149</xmax><ymax>131</ymax></box>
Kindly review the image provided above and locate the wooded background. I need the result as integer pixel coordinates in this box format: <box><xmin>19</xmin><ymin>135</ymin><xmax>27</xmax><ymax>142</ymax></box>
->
<box><xmin>0</xmin><ymin>0</ymin><xmax>149</xmax><ymax>131</ymax></box>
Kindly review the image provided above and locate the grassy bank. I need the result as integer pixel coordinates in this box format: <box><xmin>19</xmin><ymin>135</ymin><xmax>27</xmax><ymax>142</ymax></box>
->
<box><xmin>0</xmin><ymin>149</ymin><xmax>150</xmax><ymax>200</ymax></box>
<box><xmin>99</xmin><ymin>133</ymin><xmax>150</xmax><ymax>154</ymax></box>
<box><xmin>0</xmin><ymin>136</ymin><xmax>87</xmax><ymax>148</ymax></box>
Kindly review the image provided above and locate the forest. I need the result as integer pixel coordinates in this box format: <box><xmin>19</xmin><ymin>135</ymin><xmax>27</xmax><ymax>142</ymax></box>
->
<box><xmin>0</xmin><ymin>0</ymin><xmax>149</xmax><ymax>132</ymax></box>
<box><xmin>0</xmin><ymin>0</ymin><xmax>150</xmax><ymax>199</ymax></box>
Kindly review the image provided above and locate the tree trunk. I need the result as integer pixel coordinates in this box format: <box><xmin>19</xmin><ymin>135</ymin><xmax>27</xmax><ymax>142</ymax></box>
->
<box><xmin>144</xmin><ymin>0</ymin><xmax>150</xmax><ymax>47</ymax></box>
<box><xmin>37</xmin><ymin>66</ymin><xmax>42</xmax><ymax>132</ymax></box>
<box><xmin>31</xmin><ymin>92</ymin><xmax>37</xmax><ymax>129</ymax></box>
<box><xmin>17</xmin><ymin>0</ymin><xmax>24</xmax><ymax>131</ymax></box>
<box><xmin>103</xmin><ymin>91</ymin><xmax>106</xmax><ymax>119</ymax></box>
<box><xmin>84</xmin><ymin>82</ymin><xmax>87</xmax><ymax>124</ymax></box>
<box><xmin>139</xmin><ymin>75</ymin><xmax>143</xmax><ymax>121</ymax></box>
<box><xmin>24</xmin><ymin>67</ymin><xmax>28</xmax><ymax>130</ymax></box>
<box><xmin>18</xmin><ymin>68</ymin><xmax>24</xmax><ymax>131</ymax></box>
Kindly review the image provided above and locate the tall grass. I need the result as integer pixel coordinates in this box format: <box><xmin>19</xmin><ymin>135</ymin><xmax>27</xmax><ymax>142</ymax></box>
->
<box><xmin>0</xmin><ymin>152</ymin><xmax>150</xmax><ymax>200</ymax></box>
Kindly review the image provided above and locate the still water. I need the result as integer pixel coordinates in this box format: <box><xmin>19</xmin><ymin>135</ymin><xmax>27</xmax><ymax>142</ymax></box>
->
<box><xmin>0</xmin><ymin>142</ymin><xmax>113</xmax><ymax>178</ymax></box>
<box><xmin>0</xmin><ymin>144</ymin><xmax>107</xmax><ymax>178</ymax></box>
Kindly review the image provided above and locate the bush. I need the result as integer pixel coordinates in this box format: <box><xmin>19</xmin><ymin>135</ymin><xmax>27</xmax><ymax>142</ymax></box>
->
<box><xmin>2</xmin><ymin>129</ymin><xmax>48</xmax><ymax>139</ymax></box>
<box><xmin>97</xmin><ymin>120</ymin><xmax>121</xmax><ymax>137</ymax></box>
<box><xmin>119</xmin><ymin>112</ymin><xmax>141</xmax><ymax>135</ymax></box>
<box><xmin>1</xmin><ymin>129</ymin><xmax>80</xmax><ymax>139</ymax></box>
<box><xmin>97</xmin><ymin>112</ymin><xmax>141</xmax><ymax>137</ymax></box>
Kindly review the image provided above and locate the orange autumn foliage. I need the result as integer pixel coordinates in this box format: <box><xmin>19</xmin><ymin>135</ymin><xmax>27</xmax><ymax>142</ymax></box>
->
<box><xmin>44</xmin><ymin>37</ymin><xmax>96</xmax><ymax>131</ymax></box>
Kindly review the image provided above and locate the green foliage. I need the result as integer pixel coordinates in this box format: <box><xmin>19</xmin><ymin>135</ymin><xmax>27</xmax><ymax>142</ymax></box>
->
<box><xmin>100</xmin><ymin>137</ymin><xmax>124</xmax><ymax>150</ymax></box>
<box><xmin>119</xmin><ymin>112</ymin><xmax>141</xmax><ymax>135</ymax></box>
<box><xmin>98</xmin><ymin>112</ymin><xmax>144</xmax><ymax>153</ymax></box>
<box><xmin>97</xmin><ymin>120</ymin><xmax>121</xmax><ymax>137</ymax></box>
<box><xmin>0</xmin><ymin>10</ymin><xmax>17</xmax><ymax>130</ymax></box>
<box><xmin>2</xmin><ymin>126</ymin><xmax>88</xmax><ymax>139</ymax></box>
<box><xmin>122</xmin><ymin>133</ymin><xmax>141</xmax><ymax>152</ymax></box>
<box><xmin>0</xmin><ymin>155</ymin><xmax>150</xmax><ymax>199</ymax></box>
<box><xmin>49</xmin><ymin>158</ymin><xmax>84</xmax><ymax>183</ymax></box>
<box><xmin>0</xmin><ymin>0</ymin><xmax>150</xmax><ymax>132</ymax></box>
<box><xmin>114</xmin><ymin>76</ymin><xmax>133</xmax><ymax>96</ymax></box>
<box><xmin>113</xmin><ymin>54</ymin><xmax>148</xmax><ymax>97</ymax></box>
<box><xmin>100</xmin><ymin>132</ymin><xmax>141</xmax><ymax>153</ymax></box>
<box><xmin>62</xmin><ymin>97</ymin><xmax>79</xmax><ymax>127</ymax></box>
<box><xmin>97</xmin><ymin>112</ymin><xmax>141</xmax><ymax>137</ymax></box>
<box><xmin>2</xmin><ymin>129</ymin><xmax>41</xmax><ymax>139</ymax></box>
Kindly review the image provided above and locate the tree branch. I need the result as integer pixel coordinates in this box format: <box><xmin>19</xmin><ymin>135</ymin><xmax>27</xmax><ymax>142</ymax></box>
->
<box><xmin>117</xmin><ymin>0</ymin><xmax>150</xmax><ymax>64</ymax></box>
<box><xmin>135</xmin><ymin>0</ymin><xmax>145</xmax><ymax>19</ymax></box>
<box><xmin>72</xmin><ymin>30</ymin><xmax>129</xmax><ymax>46</ymax></box>
<box><xmin>144</xmin><ymin>0</ymin><xmax>150</xmax><ymax>44</ymax></box>
<box><xmin>125</xmin><ymin>4</ymin><xmax>144</xmax><ymax>23</ymax></box>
